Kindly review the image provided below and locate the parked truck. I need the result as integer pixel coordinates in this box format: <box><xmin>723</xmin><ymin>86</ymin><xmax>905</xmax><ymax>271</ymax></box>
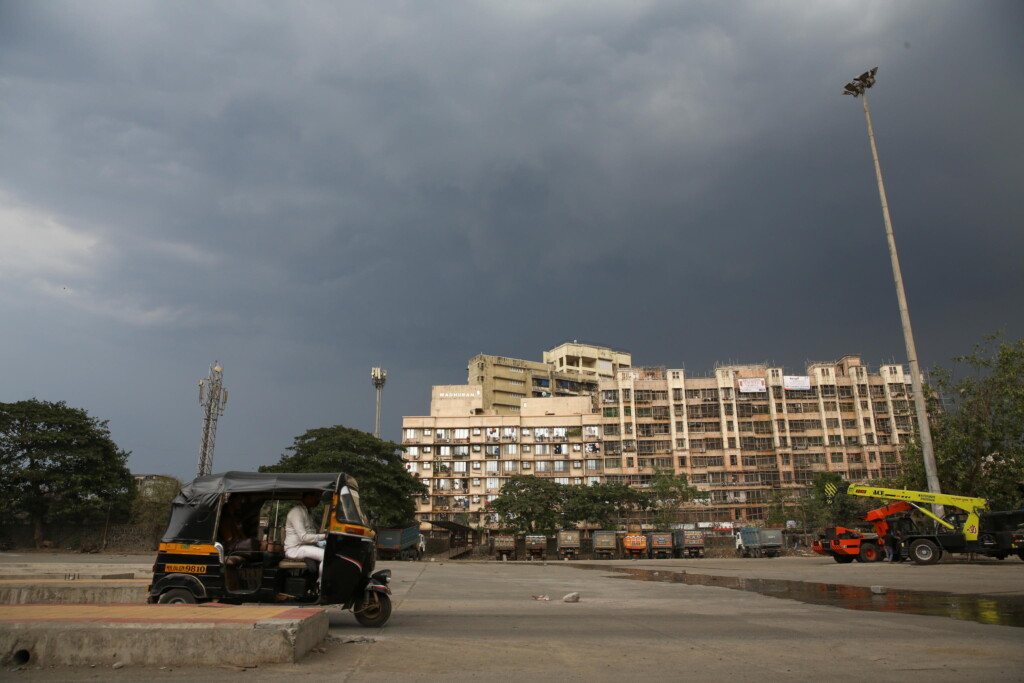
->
<box><xmin>827</xmin><ymin>482</ymin><xmax>1024</xmax><ymax>564</ymax></box>
<box><xmin>525</xmin><ymin>534</ymin><xmax>547</xmax><ymax>561</ymax></box>
<box><xmin>556</xmin><ymin>530</ymin><xmax>581</xmax><ymax>560</ymax></box>
<box><xmin>647</xmin><ymin>532</ymin><xmax>673</xmax><ymax>559</ymax></box>
<box><xmin>622</xmin><ymin>533</ymin><xmax>648</xmax><ymax>559</ymax></box>
<box><xmin>493</xmin><ymin>535</ymin><xmax>516</xmax><ymax>561</ymax></box>
<box><xmin>673</xmin><ymin>530</ymin><xmax>705</xmax><ymax>558</ymax></box>
<box><xmin>376</xmin><ymin>524</ymin><xmax>422</xmax><ymax>561</ymax></box>
<box><xmin>736</xmin><ymin>527</ymin><xmax>783</xmax><ymax>558</ymax></box>
<box><xmin>592</xmin><ymin>530</ymin><xmax>619</xmax><ymax>560</ymax></box>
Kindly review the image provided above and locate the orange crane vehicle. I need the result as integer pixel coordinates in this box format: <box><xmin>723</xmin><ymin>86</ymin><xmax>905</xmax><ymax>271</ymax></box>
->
<box><xmin>813</xmin><ymin>500</ymin><xmax>913</xmax><ymax>563</ymax></box>
<box><xmin>825</xmin><ymin>482</ymin><xmax>1024</xmax><ymax>565</ymax></box>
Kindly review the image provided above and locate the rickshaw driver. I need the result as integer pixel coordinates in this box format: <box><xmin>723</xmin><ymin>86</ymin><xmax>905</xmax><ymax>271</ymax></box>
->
<box><xmin>285</xmin><ymin>491</ymin><xmax>327</xmax><ymax>581</ymax></box>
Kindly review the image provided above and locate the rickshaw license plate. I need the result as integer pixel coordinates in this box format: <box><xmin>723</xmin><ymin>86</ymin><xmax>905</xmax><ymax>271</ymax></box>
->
<box><xmin>166</xmin><ymin>564</ymin><xmax>207</xmax><ymax>574</ymax></box>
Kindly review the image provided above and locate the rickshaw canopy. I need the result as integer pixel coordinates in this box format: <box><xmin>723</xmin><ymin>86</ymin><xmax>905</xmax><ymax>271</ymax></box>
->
<box><xmin>162</xmin><ymin>471</ymin><xmax>352</xmax><ymax>544</ymax></box>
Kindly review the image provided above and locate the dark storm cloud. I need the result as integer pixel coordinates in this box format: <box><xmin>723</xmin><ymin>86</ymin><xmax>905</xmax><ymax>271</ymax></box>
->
<box><xmin>1</xmin><ymin>1</ymin><xmax>1021</xmax><ymax>479</ymax></box>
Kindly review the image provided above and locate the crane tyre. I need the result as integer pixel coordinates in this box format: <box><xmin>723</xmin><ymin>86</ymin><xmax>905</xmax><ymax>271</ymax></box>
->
<box><xmin>858</xmin><ymin>543</ymin><xmax>882</xmax><ymax>563</ymax></box>
<box><xmin>909</xmin><ymin>539</ymin><xmax>941</xmax><ymax>565</ymax></box>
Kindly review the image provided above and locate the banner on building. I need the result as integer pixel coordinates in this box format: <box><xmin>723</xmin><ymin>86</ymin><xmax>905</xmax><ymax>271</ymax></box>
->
<box><xmin>784</xmin><ymin>375</ymin><xmax>811</xmax><ymax>391</ymax></box>
<box><xmin>738</xmin><ymin>378</ymin><xmax>766</xmax><ymax>393</ymax></box>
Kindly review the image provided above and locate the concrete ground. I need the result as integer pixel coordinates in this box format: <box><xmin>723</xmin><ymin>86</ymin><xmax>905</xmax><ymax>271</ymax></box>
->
<box><xmin>3</xmin><ymin>552</ymin><xmax>1024</xmax><ymax>682</ymax></box>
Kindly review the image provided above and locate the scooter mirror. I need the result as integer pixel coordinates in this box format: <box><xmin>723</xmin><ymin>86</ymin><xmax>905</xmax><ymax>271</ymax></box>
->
<box><xmin>321</xmin><ymin>490</ymin><xmax>333</xmax><ymax>504</ymax></box>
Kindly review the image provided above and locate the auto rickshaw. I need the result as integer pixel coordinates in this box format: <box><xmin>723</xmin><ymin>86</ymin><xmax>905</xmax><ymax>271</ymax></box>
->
<box><xmin>149</xmin><ymin>471</ymin><xmax>392</xmax><ymax>627</ymax></box>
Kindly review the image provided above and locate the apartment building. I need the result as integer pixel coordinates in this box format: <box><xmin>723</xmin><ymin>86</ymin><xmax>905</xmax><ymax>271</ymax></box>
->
<box><xmin>403</xmin><ymin>347</ymin><xmax>914</xmax><ymax>528</ymax></box>
<box><xmin>467</xmin><ymin>341</ymin><xmax>631</xmax><ymax>414</ymax></box>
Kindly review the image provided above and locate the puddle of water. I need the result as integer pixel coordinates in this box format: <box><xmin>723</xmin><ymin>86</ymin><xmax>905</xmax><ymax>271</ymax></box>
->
<box><xmin>586</xmin><ymin>566</ymin><xmax>1024</xmax><ymax>628</ymax></box>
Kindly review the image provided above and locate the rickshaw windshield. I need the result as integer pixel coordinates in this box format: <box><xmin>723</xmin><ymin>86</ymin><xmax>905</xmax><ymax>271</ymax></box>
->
<box><xmin>337</xmin><ymin>486</ymin><xmax>368</xmax><ymax>525</ymax></box>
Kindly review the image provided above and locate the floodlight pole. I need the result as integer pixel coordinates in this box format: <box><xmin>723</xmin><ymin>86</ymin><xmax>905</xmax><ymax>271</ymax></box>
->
<box><xmin>846</xmin><ymin>70</ymin><xmax>942</xmax><ymax>502</ymax></box>
<box><xmin>371</xmin><ymin>367</ymin><xmax>387</xmax><ymax>439</ymax></box>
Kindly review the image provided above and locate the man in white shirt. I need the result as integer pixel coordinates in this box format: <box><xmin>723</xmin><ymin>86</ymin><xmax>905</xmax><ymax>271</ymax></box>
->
<box><xmin>284</xmin><ymin>492</ymin><xmax>326</xmax><ymax>578</ymax></box>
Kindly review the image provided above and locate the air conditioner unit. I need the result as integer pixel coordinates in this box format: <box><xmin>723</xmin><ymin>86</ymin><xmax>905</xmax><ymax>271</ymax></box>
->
<box><xmin>473</xmin><ymin>445</ymin><xmax>481</xmax><ymax>452</ymax></box>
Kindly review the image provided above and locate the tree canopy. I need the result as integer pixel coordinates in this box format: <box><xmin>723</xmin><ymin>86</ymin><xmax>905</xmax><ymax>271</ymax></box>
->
<box><xmin>487</xmin><ymin>476</ymin><xmax>648</xmax><ymax>533</ymax></box>
<box><xmin>899</xmin><ymin>333</ymin><xmax>1024</xmax><ymax>508</ymax></box>
<box><xmin>260</xmin><ymin>424</ymin><xmax>425</xmax><ymax>528</ymax></box>
<box><xmin>645</xmin><ymin>469</ymin><xmax>700</xmax><ymax>528</ymax></box>
<box><xmin>0</xmin><ymin>399</ymin><xmax>136</xmax><ymax>547</ymax></box>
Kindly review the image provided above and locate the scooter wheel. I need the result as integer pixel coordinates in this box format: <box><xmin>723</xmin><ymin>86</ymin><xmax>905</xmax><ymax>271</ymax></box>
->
<box><xmin>355</xmin><ymin>592</ymin><xmax>392</xmax><ymax>628</ymax></box>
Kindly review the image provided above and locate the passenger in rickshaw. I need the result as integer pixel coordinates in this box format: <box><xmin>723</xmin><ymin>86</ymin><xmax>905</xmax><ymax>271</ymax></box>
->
<box><xmin>219</xmin><ymin>494</ymin><xmax>261</xmax><ymax>591</ymax></box>
<box><xmin>219</xmin><ymin>495</ymin><xmax>260</xmax><ymax>555</ymax></box>
<box><xmin>285</xmin><ymin>491</ymin><xmax>327</xmax><ymax>582</ymax></box>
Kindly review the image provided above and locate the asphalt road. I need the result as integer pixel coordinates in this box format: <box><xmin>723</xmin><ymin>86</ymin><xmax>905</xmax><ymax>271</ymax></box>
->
<box><xmin>5</xmin><ymin>553</ymin><xmax>1024</xmax><ymax>682</ymax></box>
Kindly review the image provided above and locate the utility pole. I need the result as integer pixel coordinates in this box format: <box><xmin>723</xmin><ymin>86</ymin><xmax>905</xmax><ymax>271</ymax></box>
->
<box><xmin>197</xmin><ymin>361</ymin><xmax>228</xmax><ymax>477</ymax></box>
<box><xmin>842</xmin><ymin>68</ymin><xmax>942</xmax><ymax>505</ymax></box>
<box><xmin>371</xmin><ymin>367</ymin><xmax>387</xmax><ymax>439</ymax></box>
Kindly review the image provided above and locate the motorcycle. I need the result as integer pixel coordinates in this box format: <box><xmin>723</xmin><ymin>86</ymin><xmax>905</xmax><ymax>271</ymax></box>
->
<box><xmin>149</xmin><ymin>471</ymin><xmax>393</xmax><ymax>627</ymax></box>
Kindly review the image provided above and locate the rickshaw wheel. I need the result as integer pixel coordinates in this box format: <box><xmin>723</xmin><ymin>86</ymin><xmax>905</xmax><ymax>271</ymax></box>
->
<box><xmin>354</xmin><ymin>592</ymin><xmax>392</xmax><ymax>627</ymax></box>
<box><xmin>158</xmin><ymin>588</ymin><xmax>197</xmax><ymax>604</ymax></box>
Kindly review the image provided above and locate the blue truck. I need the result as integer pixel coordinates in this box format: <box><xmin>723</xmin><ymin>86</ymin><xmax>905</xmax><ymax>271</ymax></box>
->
<box><xmin>376</xmin><ymin>525</ymin><xmax>423</xmax><ymax>561</ymax></box>
<box><xmin>736</xmin><ymin>527</ymin><xmax>783</xmax><ymax>558</ymax></box>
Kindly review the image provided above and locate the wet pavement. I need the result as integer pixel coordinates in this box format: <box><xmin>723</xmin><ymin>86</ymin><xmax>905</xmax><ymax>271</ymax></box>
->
<box><xmin>595</xmin><ymin>565</ymin><xmax>1024</xmax><ymax>627</ymax></box>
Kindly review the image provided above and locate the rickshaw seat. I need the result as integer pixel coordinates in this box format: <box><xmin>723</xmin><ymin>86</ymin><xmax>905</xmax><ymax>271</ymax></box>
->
<box><xmin>278</xmin><ymin>558</ymin><xmax>319</xmax><ymax>575</ymax></box>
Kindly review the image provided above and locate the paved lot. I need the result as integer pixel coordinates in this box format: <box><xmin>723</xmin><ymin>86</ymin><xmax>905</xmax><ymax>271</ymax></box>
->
<box><xmin>4</xmin><ymin>553</ymin><xmax>1024</xmax><ymax>682</ymax></box>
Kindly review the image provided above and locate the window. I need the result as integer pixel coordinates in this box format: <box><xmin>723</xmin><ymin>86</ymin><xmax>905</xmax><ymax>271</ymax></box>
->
<box><xmin>555</xmin><ymin>478</ymin><xmax>570</xmax><ymax>485</ymax></box>
<box><xmin>454</xmin><ymin>428</ymin><xmax>470</xmax><ymax>440</ymax></box>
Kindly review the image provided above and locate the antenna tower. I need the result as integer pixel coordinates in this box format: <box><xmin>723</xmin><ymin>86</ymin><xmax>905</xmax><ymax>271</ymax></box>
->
<box><xmin>197</xmin><ymin>361</ymin><xmax>228</xmax><ymax>476</ymax></box>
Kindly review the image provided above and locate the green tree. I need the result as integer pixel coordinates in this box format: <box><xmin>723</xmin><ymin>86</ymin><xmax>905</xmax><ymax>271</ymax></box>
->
<box><xmin>0</xmin><ymin>399</ymin><xmax>136</xmax><ymax>547</ymax></box>
<box><xmin>899</xmin><ymin>333</ymin><xmax>1024</xmax><ymax>507</ymax></box>
<box><xmin>487</xmin><ymin>475</ymin><xmax>565</xmax><ymax>533</ymax></box>
<box><xmin>646</xmin><ymin>469</ymin><xmax>699</xmax><ymax>528</ymax></box>
<box><xmin>130</xmin><ymin>475</ymin><xmax>182</xmax><ymax>526</ymax></box>
<box><xmin>260</xmin><ymin>425</ymin><xmax>426</xmax><ymax>528</ymax></box>
<box><xmin>561</xmin><ymin>482</ymin><xmax>643</xmax><ymax>529</ymax></box>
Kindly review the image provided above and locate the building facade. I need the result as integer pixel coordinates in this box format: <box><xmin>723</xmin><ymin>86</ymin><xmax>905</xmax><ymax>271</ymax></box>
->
<box><xmin>404</xmin><ymin>346</ymin><xmax>915</xmax><ymax>528</ymax></box>
<box><xmin>467</xmin><ymin>341</ymin><xmax>631</xmax><ymax>414</ymax></box>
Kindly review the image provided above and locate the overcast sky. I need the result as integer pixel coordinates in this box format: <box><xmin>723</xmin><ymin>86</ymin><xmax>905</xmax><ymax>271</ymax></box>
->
<box><xmin>2</xmin><ymin>1</ymin><xmax>1021</xmax><ymax>481</ymax></box>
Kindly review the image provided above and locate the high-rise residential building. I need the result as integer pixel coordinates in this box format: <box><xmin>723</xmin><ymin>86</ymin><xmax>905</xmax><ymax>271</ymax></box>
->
<box><xmin>403</xmin><ymin>345</ymin><xmax>914</xmax><ymax>529</ymax></box>
<box><xmin>467</xmin><ymin>341</ymin><xmax>631</xmax><ymax>414</ymax></box>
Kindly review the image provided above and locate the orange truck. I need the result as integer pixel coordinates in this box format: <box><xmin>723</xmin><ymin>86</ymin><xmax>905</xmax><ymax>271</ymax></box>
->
<box><xmin>622</xmin><ymin>533</ymin><xmax>648</xmax><ymax>559</ymax></box>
